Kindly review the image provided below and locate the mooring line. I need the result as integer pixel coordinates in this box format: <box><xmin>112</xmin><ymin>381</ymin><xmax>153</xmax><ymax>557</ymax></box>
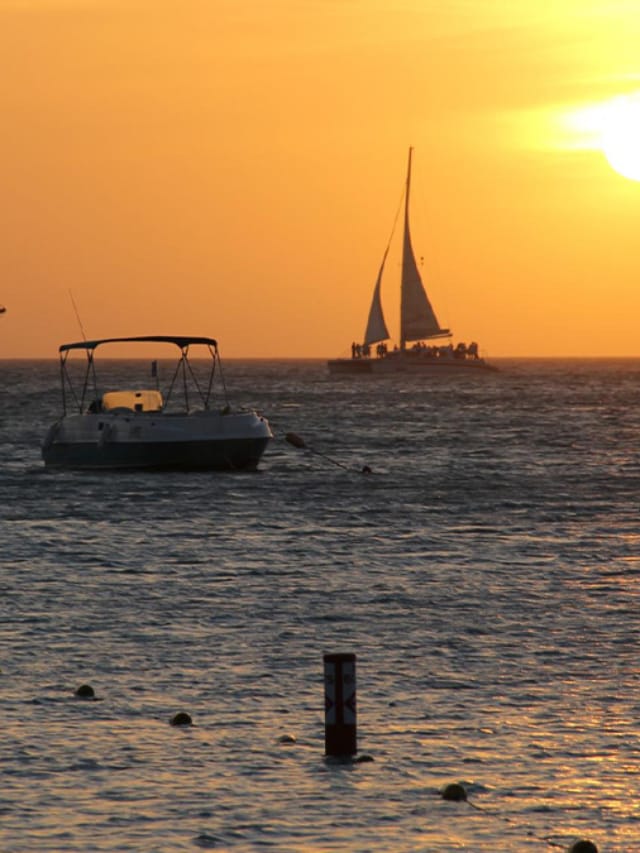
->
<box><xmin>441</xmin><ymin>784</ymin><xmax>597</xmax><ymax>852</ymax></box>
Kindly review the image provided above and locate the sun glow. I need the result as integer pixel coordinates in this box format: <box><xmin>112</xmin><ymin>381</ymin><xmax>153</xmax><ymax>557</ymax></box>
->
<box><xmin>600</xmin><ymin>93</ymin><xmax>640</xmax><ymax>181</ymax></box>
<box><xmin>560</xmin><ymin>92</ymin><xmax>640</xmax><ymax>181</ymax></box>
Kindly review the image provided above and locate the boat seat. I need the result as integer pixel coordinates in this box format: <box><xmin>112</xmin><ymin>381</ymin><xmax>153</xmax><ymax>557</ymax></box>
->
<box><xmin>102</xmin><ymin>389</ymin><xmax>164</xmax><ymax>413</ymax></box>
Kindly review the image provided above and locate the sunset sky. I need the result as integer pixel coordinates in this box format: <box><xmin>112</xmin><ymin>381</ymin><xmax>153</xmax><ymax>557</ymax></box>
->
<box><xmin>1</xmin><ymin>0</ymin><xmax>640</xmax><ymax>358</ymax></box>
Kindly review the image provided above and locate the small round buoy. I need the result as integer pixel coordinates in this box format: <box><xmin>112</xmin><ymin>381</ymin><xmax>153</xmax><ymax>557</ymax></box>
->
<box><xmin>568</xmin><ymin>842</ymin><xmax>598</xmax><ymax>853</ymax></box>
<box><xmin>442</xmin><ymin>782</ymin><xmax>467</xmax><ymax>802</ymax></box>
<box><xmin>278</xmin><ymin>734</ymin><xmax>297</xmax><ymax>744</ymax></box>
<box><xmin>74</xmin><ymin>684</ymin><xmax>95</xmax><ymax>699</ymax></box>
<box><xmin>170</xmin><ymin>711</ymin><xmax>192</xmax><ymax>726</ymax></box>
<box><xmin>285</xmin><ymin>432</ymin><xmax>306</xmax><ymax>449</ymax></box>
<box><xmin>361</xmin><ymin>465</ymin><xmax>372</xmax><ymax>474</ymax></box>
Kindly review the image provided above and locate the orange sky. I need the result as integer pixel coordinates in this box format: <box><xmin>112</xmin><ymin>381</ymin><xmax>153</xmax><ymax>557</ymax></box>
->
<box><xmin>1</xmin><ymin>0</ymin><xmax>640</xmax><ymax>358</ymax></box>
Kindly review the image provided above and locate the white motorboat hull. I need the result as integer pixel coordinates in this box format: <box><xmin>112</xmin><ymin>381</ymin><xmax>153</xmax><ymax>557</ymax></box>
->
<box><xmin>42</xmin><ymin>410</ymin><xmax>272</xmax><ymax>471</ymax></box>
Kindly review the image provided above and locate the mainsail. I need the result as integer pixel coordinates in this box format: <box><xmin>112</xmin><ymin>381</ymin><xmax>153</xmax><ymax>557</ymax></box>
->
<box><xmin>400</xmin><ymin>147</ymin><xmax>450</xmax><ymax>346</ymax></box>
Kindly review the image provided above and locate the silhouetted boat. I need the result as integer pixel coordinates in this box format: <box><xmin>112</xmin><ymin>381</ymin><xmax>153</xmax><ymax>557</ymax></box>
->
<box><xmin>327</xmin><ymin>148</ymin><xmax>496</xmax><ymax>375</ymax></box>
<box><xmin>42</xmin><ymin>335</ymin><xmax>272</xmax><ymax>470</ymax></box>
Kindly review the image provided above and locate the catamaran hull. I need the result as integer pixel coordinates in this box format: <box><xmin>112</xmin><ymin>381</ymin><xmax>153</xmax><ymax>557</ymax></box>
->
<box><xmin>42</xmin><ymin>412</ymin><xmax>272</xmax><ymax>471</ymax></box>
<box><xmin>327</xmin><ymin>357</ymin><xmax>498</xmax><ymax>375</ymax></box>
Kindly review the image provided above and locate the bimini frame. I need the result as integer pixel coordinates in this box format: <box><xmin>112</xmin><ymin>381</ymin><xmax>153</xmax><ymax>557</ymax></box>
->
<box><xmin>57</xmin><ymin>335</ymin><xmax>229</xmax><ymax>416</ymax></box>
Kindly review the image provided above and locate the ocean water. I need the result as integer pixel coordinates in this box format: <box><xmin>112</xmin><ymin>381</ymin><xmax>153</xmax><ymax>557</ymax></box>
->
<box><xmin>2</xmin><ymin>357</ymin><xmax>640</xmax><ymax>852</ymax></box>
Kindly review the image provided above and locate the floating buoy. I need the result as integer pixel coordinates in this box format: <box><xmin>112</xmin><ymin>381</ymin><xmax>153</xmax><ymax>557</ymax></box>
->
<box><xmin>170</xmin><ymin>711</ymin><xmax>192</xmax><ymax>726</ymax></box>
<box><xmin>285</xmin><ymin>432</ymin><xmax>306</xmax><ymax>449</ymax></box>
<box><xmin>442</xmin><ymin>782</ymin><xmax>467</xmax><ymax>802</ymax></box>
<box><xmin>278</xmin><ymin>734</ymin><xmax>297</xmax><ymax>744</ymax></box>
<box><xmin>354</xmin><ymin>754</ymin><xmax>374</xmax><ymax>763</ymax></box>
<box><xmin>74</xmin><ymin>684</ymin><xmax>95</xmax><ymax>699</ymax></box>
<box><xmin>569</xmin><ymin>842</ymin><xmax>598</xmax><ymax>853</ymax></box>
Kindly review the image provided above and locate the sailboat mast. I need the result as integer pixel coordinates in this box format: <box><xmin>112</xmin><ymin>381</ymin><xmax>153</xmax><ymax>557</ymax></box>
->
<box><xmin>400</xmin><ymin>146</ymin><xmax>413</xmax><ymax>351</ymax></box>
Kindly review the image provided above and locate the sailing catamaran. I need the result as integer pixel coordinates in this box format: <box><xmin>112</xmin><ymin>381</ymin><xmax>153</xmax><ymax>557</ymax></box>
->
<box><xmin>327</xmin><ymin>148</ymin><xmax>496</xmax><ymax>374</ymax></box>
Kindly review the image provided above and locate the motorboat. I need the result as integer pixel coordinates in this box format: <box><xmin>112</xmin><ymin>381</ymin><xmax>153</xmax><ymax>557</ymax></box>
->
<box><xmin>42</xmin><ymin>335</ymin><xmax>272</xmax><ymax>470</ymax></box>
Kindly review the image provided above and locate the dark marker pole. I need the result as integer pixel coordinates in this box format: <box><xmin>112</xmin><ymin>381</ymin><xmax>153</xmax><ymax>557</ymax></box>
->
<box><xmin>324</xmin><ymin>652</ymin><xmax>357</xmax><ymax>757</ymax></box>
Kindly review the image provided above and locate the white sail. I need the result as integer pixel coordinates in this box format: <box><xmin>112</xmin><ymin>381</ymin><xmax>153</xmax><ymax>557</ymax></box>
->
<box><xmin>363</xmin><ymin>249</ymin><xmax>390</xmax><ymax>345</ymax></box>
<box><xmin>400</xmin><ymin>148</ymin><xmax>450</xmax><ymax>346</ymax></box>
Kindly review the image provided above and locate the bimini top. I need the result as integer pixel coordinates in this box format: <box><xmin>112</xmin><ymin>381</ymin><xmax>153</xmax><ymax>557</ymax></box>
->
<box><xmin>59</xmin><ymin>335</ymin><xmax>218</xmax><ymax>354</ymax></box>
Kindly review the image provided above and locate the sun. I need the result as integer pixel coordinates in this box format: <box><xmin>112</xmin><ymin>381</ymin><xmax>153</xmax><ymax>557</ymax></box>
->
<box><xmin>600</xmin><ymin>93</ymin><xmax>640</xmax><ymax>181</ymax></box>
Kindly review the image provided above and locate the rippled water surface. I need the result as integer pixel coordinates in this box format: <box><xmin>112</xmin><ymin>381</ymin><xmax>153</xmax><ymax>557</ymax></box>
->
<box><xmin>2</xmin><ymin>357</ymin><xmax>640</xmax><ymax>852</ymax></box>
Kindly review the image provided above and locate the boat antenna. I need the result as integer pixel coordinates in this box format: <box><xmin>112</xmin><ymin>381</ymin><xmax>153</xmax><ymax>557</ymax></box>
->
<box><xmin>68</xmin><ymin>289</ymin><xmax>87</xmax><ymax>341</ymax></box>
